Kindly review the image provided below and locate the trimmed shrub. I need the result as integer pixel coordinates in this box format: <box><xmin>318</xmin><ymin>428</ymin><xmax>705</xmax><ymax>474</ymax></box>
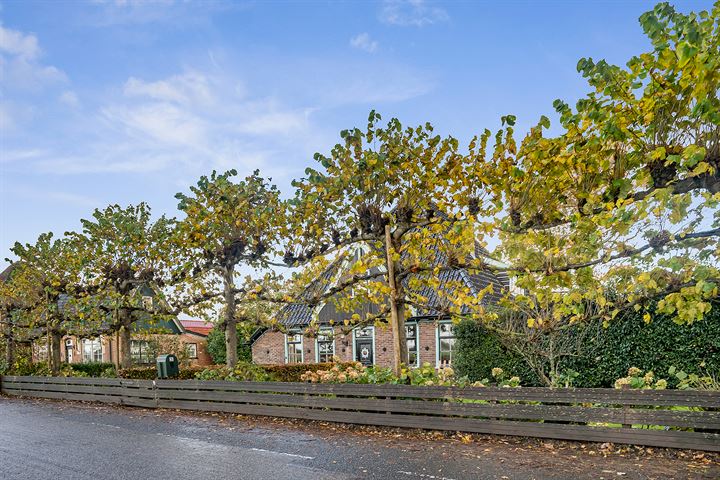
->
<box><xmin>453</xmin><ymin>320</ymin><xmax>541</xmax><ymax>386</ymax></box>
<box><xmin>117</xmin><ymin>365</ymin><xmax>212</xmax><ymax>380</ymax></box>
<box><xmin>117</xmin><ymin>366</ymin><xmax>156</xmax><ymax>380</ymax></box>
<box><xmin>176</xmin><ymin>366</ymin><xmax>213</xmax><ymax>379</ymax></box>
<box><xmin>69</xmin><ymin>362</ymin><xmax>116</xmax><ymax>378</ymax></box>
<box><xmin>195</xmin><ymin>363</ymin><xmax>273</xmax><ymax>382</ymax></box>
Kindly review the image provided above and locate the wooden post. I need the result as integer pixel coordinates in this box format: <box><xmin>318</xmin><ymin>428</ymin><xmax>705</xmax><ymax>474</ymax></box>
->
<box><xmin>621</xmin><ymin>383</ymin><xmax>631</xmax><ymax>428</ymax></box>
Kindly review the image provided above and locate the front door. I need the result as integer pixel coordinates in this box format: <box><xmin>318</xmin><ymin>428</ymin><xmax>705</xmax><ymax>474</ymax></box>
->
<box><xmin>355</xmin><ymin>339</ymin><xmax>373</xmax><ymax>366</ymax></box>
<box><xmin>65</xmin><ymin>340</ymin><xmax>73</xmax><ymax>363</ymax></box>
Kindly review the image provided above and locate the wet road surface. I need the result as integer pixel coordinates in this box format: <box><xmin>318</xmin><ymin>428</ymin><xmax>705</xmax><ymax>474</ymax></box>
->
<box><xmin>0</xmin><ymin>397</ymin><xmax>714</xmax><ymax>479</ymax></box>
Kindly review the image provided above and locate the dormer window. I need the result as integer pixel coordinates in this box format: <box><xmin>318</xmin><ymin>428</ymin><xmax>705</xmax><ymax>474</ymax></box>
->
<box><xmin>142</xmin><ymin>295</ymin><xmax>153</xmax><ymax>311</ymax></box>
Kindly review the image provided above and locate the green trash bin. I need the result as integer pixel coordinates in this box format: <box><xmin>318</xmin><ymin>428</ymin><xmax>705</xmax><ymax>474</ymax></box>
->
<box><xmin>156</xmin><ymin>354</ymin><xmax>179</xmax><ymax>379</ymax></box>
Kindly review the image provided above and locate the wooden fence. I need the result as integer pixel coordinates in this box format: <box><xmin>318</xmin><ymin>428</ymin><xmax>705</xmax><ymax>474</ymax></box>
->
<box><xmin>2</xmin><ymin>375</ymin><xmax>719</xmax><ymax>452</ymax></box>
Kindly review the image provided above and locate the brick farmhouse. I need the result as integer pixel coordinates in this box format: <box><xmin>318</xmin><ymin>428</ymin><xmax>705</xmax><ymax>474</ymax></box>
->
<box><xmin>252</xmin><ymin>244</ymin><xmax>509</xmax><ymax>369</ymax></box>
<box><xmin>36</xmin><ymin>316</ymin><xmax>214</xmax><ymax>368</ymax></box>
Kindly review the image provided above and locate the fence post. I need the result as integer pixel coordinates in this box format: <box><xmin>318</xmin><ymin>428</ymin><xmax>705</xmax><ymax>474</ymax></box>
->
<box><xmin>621</xmin><ymin>383</ymin><xmax>631</xmax><ymax>428</ymax></box>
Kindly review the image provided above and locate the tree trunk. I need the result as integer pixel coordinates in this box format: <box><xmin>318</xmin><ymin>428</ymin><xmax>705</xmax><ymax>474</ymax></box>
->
<box><xmin>223</xmin><ymin>270</ymin><xmax>238</xmax><ymax>369</ymax></box>
<box><xmin>119</xmin><ymin>323</ymin><xmax>132</xmax><ymax>369</ymax></box>
<box><xmin>385</xmin><ymin>225</ymin><xmax>408</xmax><ymax>376</ymax></box>
<box><xmin>50</xmin><ymin>330</ymin><xmax>62</xmax><ymax>374</ymax></box>
<box><xmin>115</xmin><ymin>331</ymin><xmax>120</xmax><ymax>368</ymax></box>
<box><xmin>4</xmin><ymin>320</ymin><xmax>13</xmax><ymax>367</ymax></box>
<box><xmin>5</xmin><ymin>337</ymin><xmax>13</xmax><ymax>367</ymax></box>
<box><xmin>45</xmin><ymin>329</ymin><xmax>50</xmax><ymax>365</ymax></box>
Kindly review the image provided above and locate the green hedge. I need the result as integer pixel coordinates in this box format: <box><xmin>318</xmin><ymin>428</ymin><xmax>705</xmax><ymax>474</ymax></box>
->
<box><xmin>453</xmin><ymin>321</ymin><xmax>541</xmax><ymax>386</ymax></box>
<box><xmin>117</xmin><ymin>365</ymin><xmax>216</xmax><ymax>380</ymax></box>
<box><xmin>567</xmin><ymin>304</ymin><xmax>720</xmax><ymax>388</ymax></box>
<box><xmin>69</xmin><ymin>362</ymin><xmax>116</xmax><ymax>377</ymax></box>
<box><xmin>454</xmin><ymin>302</ymin><xmax>720</xmax><ymax>388</ymax></box>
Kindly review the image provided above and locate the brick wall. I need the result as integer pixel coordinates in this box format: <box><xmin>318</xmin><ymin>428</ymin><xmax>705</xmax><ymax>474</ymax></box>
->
<box><xmin>371</xmin><ymin>321</ymin><xmax>440</xmax><ymax>368</ymax></box>
<box><xmin>179</xmin><ymin>333</ymin><xmax>213</xmax><ymax>366</ymax></box>
<box><xmin>57</xmin><ymin>333</ymin><xmax>213</xmax><ymax>367</ymax></box>
<box><xmin>251</xmin><ymin>320</ymin><xmax>445</xmax><ymax>368</ymax></box>
<box><xmin>252</xmin><ymin>327</ymin><xmax>356</xmax><ymax>365</ymax></box>
<box><xmin>374</xmin><ymin>325</ymin><xmax>394</xmax><ymax>367</ymax></box>
<box><xmin>418</xmin><ymin>320</ymin><xmax>438</xmax><ymax>366</ymax></box>
<box><xmin>333</xmin><ymin>328</ymin><xmax>354</xmax><ymax>362</ymax></box>
<box><xmin>251</xmin><ymin>330</ymin><xmax>285</xmax><ymax>364</ymax></box>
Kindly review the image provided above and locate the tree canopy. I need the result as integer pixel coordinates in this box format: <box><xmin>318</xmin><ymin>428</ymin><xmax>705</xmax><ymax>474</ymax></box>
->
<box><xmin>0</xmin><ymin>1</ymin><xmax>717</xmax><ymax>376</ymax></box>
<box><xmin>172</xmin><ymin>169</ymin><xmax>288</xmax><ymax>367</ymax></box>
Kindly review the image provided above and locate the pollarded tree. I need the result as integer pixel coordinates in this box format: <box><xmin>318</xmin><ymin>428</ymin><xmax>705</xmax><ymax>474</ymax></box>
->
<box><xmin>0</xmin><ymin>262</ymin><xmax>41</xmax><ymax>368</ymax></box>
<box><xmin>70</xmin><ymin>203</ymin><xmax>176</xmax><ymax>368</ymax></box>
<box><xmin>287</xmin><ymin>111</ymin><xmax>498</xmax><ymax>374</ymax></box>
<box><xmin>452</xmin><ymin>2</ymin><xmax>719</xmax><ymax>384</ymax></box>
<box><xmin>7</xmin><ymin>233</ymin><xmax>87</xmax><ymax>373</ymax></box>
<box><xmin>173</xmin><ymin>170</ymin><xmax>287</xmax><ymax>368</ymax></box>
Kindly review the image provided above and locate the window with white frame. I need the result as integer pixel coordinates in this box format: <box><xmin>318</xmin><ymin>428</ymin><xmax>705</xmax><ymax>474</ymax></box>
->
<box><xmin>131</xmin><ymin>340</ymin><xmax>154</xmax><ymax>364</ymax></box>
<box><xmin>405</xmin><ymin>323</ymin><xmax>419</xmax><ymax>367</ymax></box>
<box><xmin>285</xmin><ymin>330</ymin><xmax>303</xmax><ymax>363</ymax></box>
<box><xmin>316</xmin><ymin>328</ymin><xmax>335</xmax><ymax>363</ymax></box>
<box><xmin>437</xmin><ymin>322</ymin><xmax>456</xmax><ymax>367</ymax></box>
<box><xmin>186</xmin><ymin>343</ymin><xmax>198</xmax><ymax>359</ymax></box>
<box><xmin>82</xmin><ymin>338</ymin><xmax>103</xmax><ymax>363</ymax></box>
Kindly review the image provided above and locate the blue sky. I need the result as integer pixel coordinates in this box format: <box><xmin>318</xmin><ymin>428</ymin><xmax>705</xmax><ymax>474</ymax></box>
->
<box><xmin>0</xmin><ymin>0</ymin><xmax>711</xmax><ymax>266</ymax></box>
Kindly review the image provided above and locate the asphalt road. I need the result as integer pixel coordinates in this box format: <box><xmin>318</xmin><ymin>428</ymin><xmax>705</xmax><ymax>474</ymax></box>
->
<box><xmin>0</xmin><ymin>397</ymin><xmax>715</xmax><ymax>480</ymax></box>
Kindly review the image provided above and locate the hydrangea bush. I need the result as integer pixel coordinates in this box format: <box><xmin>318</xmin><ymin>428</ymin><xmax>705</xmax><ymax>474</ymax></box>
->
<box><xmin>300</xmin><ymin>361</ymin><xmax>522</xmax><ymax>387</ymax></box>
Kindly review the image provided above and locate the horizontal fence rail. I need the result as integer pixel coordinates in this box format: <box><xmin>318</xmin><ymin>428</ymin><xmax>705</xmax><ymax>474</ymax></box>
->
<box><xmin>2</xmin><ymin>375</ymin><xmax>719</xmax><ymax>452</ymax></box>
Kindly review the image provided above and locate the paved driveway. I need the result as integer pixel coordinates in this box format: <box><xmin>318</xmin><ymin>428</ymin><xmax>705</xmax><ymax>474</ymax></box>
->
<box><xmin>0</xmin><ymin>397</ymin><xmax>715</xmax><ymax>479</ymax></box>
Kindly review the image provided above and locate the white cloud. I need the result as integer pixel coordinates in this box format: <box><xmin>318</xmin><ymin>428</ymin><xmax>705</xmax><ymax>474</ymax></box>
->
<box><xmin>0</xmin><ymin>148</ymin><xmax>49</xmax><ymax>164</ymax></box>
<box><xmin>101</xmin><ymin>102</ymin><xmax>208</xmax><ymax>146</ymax></box>
<box><xmin>34</xmin><ymin>151</ymin><xmax>178</xmax><ymax>174</ymax></box>
<box><xmin>0</xmin><ymin>101</ymin><xmax>37</xmax><ymax>133</ymax></box>
<box><xmin>59</xmin><ymin>90</ymin><xmax>80</xmax><ymax>107</ymax></box>
<box><xmin>317</xmin><ymin>63</ymin><xmax>434</xmax><ymax>105</ymax></box>
<box><xmin>0</xmin><ymin>54</ymin><xmax>66</xmax><ymax>90</ymax></box>
<box><xmin>379</xmin><ymin>0</ymin><xmax>449</xmax><ymax>27</ymax></box>
<box><xmin>7</xmin><ymin>52</ymin><xmax>435</xmax><ymax>185</ymax></box>
<box><xmin>0</xmin><ymin>25</ymin><xmax>40</xmax><ymax>59</ymax></box>
<box><xmin>93</xmin><ymin>0</ymin><xmax>176</xmax><ymax>6</ymax></box>
<box><xmin>17</xmin><ymin>70</ymin><xmax>321</xmax><ymax>181</ymax></box>
<box><xmin>123</xmin><ymin>71</ymin><xmax>214</xmax><ymax>105</ymax></box>
<box><xmin>84</xmin><ymin>0</ymin><xmax>238</xmax><ymax>27</ymax></box>
<box><xmin>7</xmin><ymin>185</ymin><xmax>99</xmax><ymax>208</ymax></box>
<box><xmin>350</xmin><ymin>33</ymin><xmax>379</xmax><ymax>53</ymax></box>
<box><xmin>0</xmin><ymin>25</ymin><xmax>66</xmax><ymax>91</ymax></box>
<box><xmin>42</xmin><ymin>191</ymin><xmax>100</xmax><ymax>208</ymax></box>
<box><xmin>0</xmin><ymin>104</ymin><xmax>14</xmax><ymax>132</ymax></box>
<box><xmin>235</xmin><ymin>110</ymin><xmax>311</xmax><ymax>136</ymax></box>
